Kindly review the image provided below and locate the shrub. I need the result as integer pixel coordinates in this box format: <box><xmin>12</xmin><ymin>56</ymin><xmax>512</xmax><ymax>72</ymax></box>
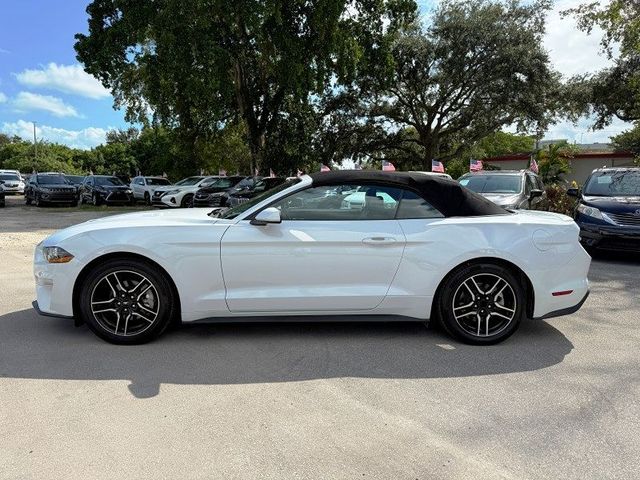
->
<box><xmin>544</xmin><ymin>183</ymin><xmax>576</xmax><ymax>216</ymax></box>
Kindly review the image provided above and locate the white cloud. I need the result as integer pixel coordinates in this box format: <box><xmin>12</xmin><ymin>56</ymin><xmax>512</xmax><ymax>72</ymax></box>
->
<box><xmin>15</xmin><ymin>63</ymin><xmax>110</xmax><ymax>100</ymax></box>
<box><xmin>12</xmin><ymin>92</ymin><xmax>80</xmax><ymax>118</ymax></box>
<box><xmin>544</xmin><ymin>0</ymin><xmax>616</xmax><ymax>78</ymax></box>
<box><xmin>546</xmin><ymin>117</ymin><xmax>631</xmax><ymax>144</ymax></box>
<box><xmin>1</xmin><ymin>120</ymin><xmax>108</xmax><ymax>150</ymax></box>
<box><xmin>0</xmin><ymin>92</ymin><xmax>7</xmax><ymax>103</ymax></box>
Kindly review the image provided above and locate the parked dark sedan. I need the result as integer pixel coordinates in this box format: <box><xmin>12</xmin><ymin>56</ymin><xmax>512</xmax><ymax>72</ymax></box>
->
<box><xmin>226</xmin><ymin>177</ymin><xmax>287</xmax><ymax>207</ymax></box>
<box><xmin>193</xmin><ymin>176</ymin><xmax>246</xmax><ymax>207</ymax></box>
<box><xmin>80</xmin><ymin>175</ymin><xmax>134</xmax><ymax>206</ymax></box>
<box><xmin>568</xmin><ymin>167</ymin><xmax>640</xmax><ymax>252</ymax></box>
<box><xmin>25</xmin><ymin>173</ymin><xmax>78</xmax><ymax>207</ymax></box>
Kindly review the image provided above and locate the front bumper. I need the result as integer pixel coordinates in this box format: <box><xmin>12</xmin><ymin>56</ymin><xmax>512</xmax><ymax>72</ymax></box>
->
<box><xmin>2</xmin><ymin>186</ymin><xmax>24</xmax><ymax>194</ymax></box>
<box><xmin>40</xmin><ymin>192</ymin><xmax>77</xmax><ymax>203</ymax></box>
<box><xmin>578</xmin><ymin>222</ymin><xmax>640</xmax><ymax>252</ymax></box>
<box><xmin>102</xmin><ymin>191</ymin><xmax>133</xmax><ymax>204</ymax></box>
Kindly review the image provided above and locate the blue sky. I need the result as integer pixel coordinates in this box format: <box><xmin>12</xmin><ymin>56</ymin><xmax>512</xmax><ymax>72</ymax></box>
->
<box><xmin>0</xmin><ymin>0</ymin><xmax>632</xmax><ymax>150</ymax></box>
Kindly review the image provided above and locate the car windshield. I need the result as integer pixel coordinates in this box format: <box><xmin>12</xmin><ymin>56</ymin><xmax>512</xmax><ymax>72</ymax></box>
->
<box><xmin>64</xmin><ymin>175</ymin><xmax>85</xmax><ymax>184</ymax></box>
<box><xmin>37</xmin><ymin>175</ymin><xmax>68</xmax><ymax>184</ymax></box>
<box><xmin>232</xmin><ymin>178</ymin><xmax>255</xmax><ymax>190</ymax></box>
<box><xmin>219</xmin><ymin>179</ymin><xmax>301</xmax><ymax>219</ymax></box>
<box><xmin>95</xmin><ymin>176</ymin><xmax>125</xmax><ymax>186</ymax></box>
<box><xmin>146</xmin><ymin>178</ymin><xmax>171</xmax><ymax>186</ymax></box>
<box><xmin>583</xmin><ymin>170</ymin><xmax>640</xmax><ymax>197</ymax></box>
<box><xmin>459</xmin><ymin>175</ymin><xmax>522</xmax><ymax>194</ymax></box>
<box><xmin>175</xmin><ymin>176</ymin><xmax>204</xmax><ymax>186</ymax></box>
<box><xmin>0</xmin><ymin>173</ymin><xmax>20</xmax><ymax>181</ymax></box>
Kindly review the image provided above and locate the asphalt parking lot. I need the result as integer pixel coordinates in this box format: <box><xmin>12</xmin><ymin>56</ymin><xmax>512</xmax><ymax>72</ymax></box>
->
<box><xmin>1</xmin><ymin>195</ymin><xmax>639</xmax><ymax>480</ymax></box>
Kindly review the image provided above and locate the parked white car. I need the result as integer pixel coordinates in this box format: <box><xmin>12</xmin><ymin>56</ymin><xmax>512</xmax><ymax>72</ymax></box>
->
<box><xmin>33</xmin><ymin>171</ymin><xmax>590</xmax><ymax>345</ymax></box>
<box><xmin>0</xmin><ymin>171</ymin><xmax>25</xmax><ymax>194</ymax></box>
<box><xmin>151</xmin><ymin>176</ymin><xmax>221</xmax><ymax>208</ymax></box>
<box><xmin>130</xmin><ymin>176</ymin><xmax>172</xmax><ymax>204</ymax></box>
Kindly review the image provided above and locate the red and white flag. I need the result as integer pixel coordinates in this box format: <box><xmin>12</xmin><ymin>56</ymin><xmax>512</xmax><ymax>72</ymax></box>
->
<box><xmin>297</xmin><ymin>169</ymin><xmax>303</xmax><ymax>177</ymax></box>
<box><xmin>218</xmin><ymin>168</ymin><xmax>227</xmax><ymax>176</ymax></box>
<box><xmin>431</xmin><ymin>159</ymin><xmax>445</xmax><ymax>173</ymax></box>
<box><xmin>470</xmin><ymin>159</ymin><xmax>483</xmax><ymax>172</ymax></box>
<box><xmin>269</xmin><ymin>169</ymin><xmax>276</xmax><ymax>178</ymax></box>
<box><xmin>320</xmin><ymin>164</ymin><xmax>331</xmax><ymax>172</ymax></box>
<box><xmin>382</xmin><ymin>160</ymin><xmax>396</xmax><ymax>172</ymax></box>
<box><xmin>254</xmin><ymin>167</ymin><xmax>259</xmax><ymax>177</ymax></box>
<box><xmin>529</xmin><ymin>155</ymin><xmax>539</xmax><ymax>174</ymax></box>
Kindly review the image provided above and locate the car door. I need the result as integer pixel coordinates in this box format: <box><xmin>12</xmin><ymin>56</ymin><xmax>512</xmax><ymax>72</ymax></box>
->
<box><xmin>220</xmin><ymin>182</ymin><xmax>407</xmax><ymax>313</ymax></box>
<box><xmin>131</xmin><ymin>177</ymin><xmax>142</xmax><ymax>199</ymax></box>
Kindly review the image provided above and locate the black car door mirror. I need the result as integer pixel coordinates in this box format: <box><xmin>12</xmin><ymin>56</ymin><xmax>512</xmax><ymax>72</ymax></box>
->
<box><xmin>529</xmin><ymin>189</ymin><xmax>544</xmax><ymax>200</ymax></box>
<box><xmin>566</xmin><ymin>187</ymin><xmax>579</xmax><ymax>198</ymax></box>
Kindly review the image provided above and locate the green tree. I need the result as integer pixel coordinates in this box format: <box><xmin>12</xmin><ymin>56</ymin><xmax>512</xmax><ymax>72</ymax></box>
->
<box><xmin>332</xmin><ymin>0</ymin><xmax>561</xmax><ymax>169</ymax></box>
<box><xmin>75</xmin><ymin>0</ymin><xmax>417</xmax><ymax>173</ymax></box>
<box><xmin>535</xmin><ymin>142</ymin><xmax>577</xmax><ymax>184</ymax></box>
<box><xmin>564</xmin><ymin>1</ymin><xmax>640</xmax><ymax>127</ymax></box>
<box><xmin>611</xmin><ymin>123</ymin><xmax>640</xmax><ymax>164</ymax></box>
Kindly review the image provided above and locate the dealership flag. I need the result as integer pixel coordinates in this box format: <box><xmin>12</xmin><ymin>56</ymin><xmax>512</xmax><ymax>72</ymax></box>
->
<box><xmin>320</xmin><ymin>164</ymin><xmax>331</xmax><ymax>172</ymax></box>
<box><xmin>218</xmin><ymin>168</ymin><xmax>227</xmax><ymax>176</ymax></box>
<box><xmin>254</xmin><ymin>167</ymin><xmax>259</xmax><ymax>176</ymax></box>
<box><xmin>432</xmin><ymin>159</ymin><xmax>445</xmax><ymax>173</ymax></box>
<box><xmin>529</xmin><ymin>155</ymin><xmax>539</xmax><ymax>174</ymax></box>
<box><xmin>354</xmin><ymin>162</ymin><xmax>362</xmax><ymax>170</ymax></box>
<box><xmin>297</xmin><ymin>169</ymin><xmax>303</xmax><ymax>177</ymax></box>
<box><xmin>470</xmin><ymin>159</ymin><xmax>483</xmax><ymax>172</ymax></box>
<box><xmin>269</xmin><ymin>169</ymin><xmax>276</xmax><ymax>178</ymax></box>
<box><xmin>382</xmin><ymin>160</ymin><xmax>396</xmax><ymax>172</ymax></box>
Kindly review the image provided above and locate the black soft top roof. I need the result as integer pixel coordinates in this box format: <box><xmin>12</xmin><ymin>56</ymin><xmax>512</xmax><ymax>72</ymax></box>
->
<box><xmin>309</xmin><ymin>170</ymin><xmax>507</xmax><ymax>217</ymax></box>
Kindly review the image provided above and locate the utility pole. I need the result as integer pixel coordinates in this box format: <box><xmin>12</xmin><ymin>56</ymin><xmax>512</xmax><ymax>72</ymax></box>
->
<box><xmin>33</xmin><ymin>121</ymin><xmax>37</xmax><ymax>159</ymax></box>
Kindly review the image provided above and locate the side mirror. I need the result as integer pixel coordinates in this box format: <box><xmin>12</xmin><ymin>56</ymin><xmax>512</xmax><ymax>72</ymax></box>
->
<box><xmin>0</xmin><ymin>180</ymin><xmax>4</xmax><ymax>185</ymax></box>
<box><xmin>529</xmin><ymin>189</ymin><xmax>544</xmax><ymax>200</ymax></box>
<box><xmin>251</xmin><ymin>207</ymin><xmax>281</xmax><ymax>225</ymax></box>
<box><xmin>566</xmin><ymin>188</ymin><xmax>579</xmax><ymax>198</ymax></box>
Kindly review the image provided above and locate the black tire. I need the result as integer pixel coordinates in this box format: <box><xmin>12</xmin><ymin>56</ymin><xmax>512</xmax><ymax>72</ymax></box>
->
<box><xmin>35</xmin><ymin>193</ymin><xmax>44</xmax><ymax>207</ymax></box>
<box><xmin>92</xmin><ymin>193</ymin><xmax>101</xmax><ymax>206</ymax></box>
<box><xmin>25</xmin><ymin>194</ymin><xmax>32</xmax><ymax>205</ymax></box>
<box><xmin>78</xmin><ymin>258</ymin><xmax>176</xmax><ymax>344</ymax></box>
<box><xmin>79</xmin><ymin>194</ymin><xmax>85</xmax><ymax>205</ymax></box>
<box><xmin>437</xmin><ymin>263</ymin><xmax>525</xmax><ymax>345</ymax></box>
<box><xmin>180</xmin><ymin>194</ymin><xmax>194</xmax><ymax>208</ymax></box>
<box><xmin>144</xmin><ymin>192</ymin><xmax>150</xmax><ymax>205</ymax></box>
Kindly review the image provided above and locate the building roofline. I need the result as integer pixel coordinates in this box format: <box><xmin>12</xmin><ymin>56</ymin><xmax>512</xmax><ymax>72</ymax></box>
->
<box><xmin>483</xmin><ymin>151</ymin><xmax>634</xmax><ymax>162</ymax></box>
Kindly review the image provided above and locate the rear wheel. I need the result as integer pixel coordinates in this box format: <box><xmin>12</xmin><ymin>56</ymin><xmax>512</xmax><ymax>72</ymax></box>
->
<box><xmin>144</xmin><ymin>192</ymin><xmax>150</xmax><ymax>205</ymax></box>
<box><xmin>78</xmin><ymin>258</ymin><xmax>175</xmax><ymax>344</ymax></box>
<box><xmin>438</xmin><ymin>263</ymin><xmax>525</xmax><ymax>345</ymax></box>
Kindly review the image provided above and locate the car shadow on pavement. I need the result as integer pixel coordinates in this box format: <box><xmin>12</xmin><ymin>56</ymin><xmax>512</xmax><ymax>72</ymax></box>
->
<box><xmin>0</xmin><ymin>309</ymin><xmax>573</xmax><ymax>398</ymax></box>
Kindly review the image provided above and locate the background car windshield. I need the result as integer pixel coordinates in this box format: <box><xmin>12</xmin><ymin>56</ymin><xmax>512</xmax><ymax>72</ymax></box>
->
<box><xmin>146</xmin><ymin>178</ymin><xmax>171</xmax><ymax>186</ymax></box>
<box><xmin>37</xmin><ymin>175</ymin><xmax>68</xmax><ymax>184</ymax></box>
<box><xmin>95</xmin><ymin>176</ymin><xmax>125</xmax><ymax>186</ymax></box>
<box><xmin>233</xmin><ymin>178</ymin><xmax>255</xmax><ymax>190</ymax></box>
<box><xmin>175</xmin><ymin>177</ymin><xmax>203</xmax><ymax>186</ymax></box>
<box><xmin>0</xmin><ymin>173</ymin><xmax>20</xmax><ymax>181</ymax></box>
<box><xmin>583</xmin><ymin>171</ymin><xmax>640</xmax><ymax>196</ymax></box>
<box><xmin>65</xmin><ymin>175</ymin><xmax>85</xmax><ymax>183</ymax></box>
<box><xmin>220</xmin><ymin>179</ymin><xmax>300</xmax><ymax>219</ymax></box>
<box><xmin>459</xmin><ymin>175</ymin><xmax>522</xmax><ymax>194</ymax></box>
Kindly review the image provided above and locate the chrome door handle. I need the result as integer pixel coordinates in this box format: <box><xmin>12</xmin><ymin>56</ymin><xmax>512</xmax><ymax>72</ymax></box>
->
<box><xmin>362</xmin><ymin>237</ymin><xmax>397</xmax><ymax>245</ymax></box>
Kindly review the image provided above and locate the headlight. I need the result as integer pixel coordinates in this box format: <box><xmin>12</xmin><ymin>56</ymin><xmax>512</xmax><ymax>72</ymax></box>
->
<box><xmin>40</xmin><ymin>187</ymin><xmax>51</xmax><ymax>192</ymax></box>
<box><xmin>125</xmin><ymin>189</ymin><xmax>132</xmax><ymax>194</ymax></box>
<box><xmin>577</xmin><ymin>204</ymin><xmax>604</xmax><ymax>220</ymax></box>
<box><xmin>43</xmin><ymin>246</ymin><xmax>74</xmax><ymax>264</ymax></box>
<box><xmin>163</xmin><ymin>189</ymin><xmax>180</xmax><ymax>196</ymax></box>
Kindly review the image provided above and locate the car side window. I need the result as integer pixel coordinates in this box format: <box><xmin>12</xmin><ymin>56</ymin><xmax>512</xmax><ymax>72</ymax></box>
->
<box><xmin>396</xmin><ymin>190</ymin><xmax>444</xmax><ymax>219</ymax></box>
<box><xmin>135</xmin><ymin>178</ymin><xmax>144</xmax><ymax>185</ymax></box>
<box><xmin>271</xmin><ymin>183</ymin><xmax>402</xmax><ymax>221</ymax></box>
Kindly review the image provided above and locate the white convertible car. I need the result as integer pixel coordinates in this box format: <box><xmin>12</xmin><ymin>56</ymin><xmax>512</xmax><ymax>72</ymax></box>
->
<box><xmin>33</xmin><ymin>171</ymin><xmax>590</xmax><ymax>345</ymax></box>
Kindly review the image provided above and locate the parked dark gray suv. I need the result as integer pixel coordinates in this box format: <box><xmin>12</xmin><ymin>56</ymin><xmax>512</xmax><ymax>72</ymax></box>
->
<box><xmin>458</xmin><ymin>170</ymin><xmax>547</xmax><ymax>210</ymax></box>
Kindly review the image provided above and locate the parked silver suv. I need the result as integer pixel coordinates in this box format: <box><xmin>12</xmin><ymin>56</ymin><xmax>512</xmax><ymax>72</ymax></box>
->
<box><xmin>458</xmin><ymin>170</ymin><xmax>547</xmax><ymax>210</ymax></box>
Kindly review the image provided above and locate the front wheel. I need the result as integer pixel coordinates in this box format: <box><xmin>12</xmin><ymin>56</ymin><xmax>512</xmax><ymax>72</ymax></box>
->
<box><xmin>78</xmin><ymin>258</ymin><xmax>175</xmax><ymax>344</ymax></box>
<box><xmin>438</xmin><ymin>263</ymin><xmax>525</xmax><ymax>345</ymax></box>
<box><xmin>92</xmin><ymin>193</ymin><xmax>101</xmax><ymax>206</ymax></box>
<box><xmin>180</xmin><ymin>194</ymin><xmax>194</xmax><ymax>208</ymax></box>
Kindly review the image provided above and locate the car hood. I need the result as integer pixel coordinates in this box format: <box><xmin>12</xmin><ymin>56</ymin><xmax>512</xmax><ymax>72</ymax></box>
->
<box><xmin>40</xmin><ymin>183</ymin><xmax>76</xmax><ymax>189</ymax></box>
<box><xmin>480</xmin><ymin>193</ymin><xmax>521</xmax><ymax>206</ymax></box>
<box><xmin>582</xmin><ymin>195</ymin><xmax>640</xmax><ymax>213</ymax></box>
<box><xmin>153</xmin><ymin>185</ymin><xmax>193</xmax><ymax>193</ymax></box>
<box><xmin>197</xmin><ymin>186</ymin><xmax>228</xmax><ymax>194</ymax></box>
<box><xmin>44</xmin><ymin>208</ymin><xmax>219</xmax><ymax>245</ymax></box>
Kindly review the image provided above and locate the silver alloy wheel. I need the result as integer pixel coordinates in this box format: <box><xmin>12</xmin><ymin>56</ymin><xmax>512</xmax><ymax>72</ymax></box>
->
<box><xmin>90</xmin><ymin>270</ymin><xmax>160</xmax><ymax>337</ymax></box>
<box><xmin>451</xmin><ymin>273</ymin><xmax>517</xmax><ymax>338</ymax></box>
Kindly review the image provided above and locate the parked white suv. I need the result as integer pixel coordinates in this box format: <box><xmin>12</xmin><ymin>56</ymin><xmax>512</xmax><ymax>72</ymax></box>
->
<box><xmin>151</xmin><ymin>176</ymin><xmax>222</xmax><ymax>208</ymax></box>
<box><xmin>0</xmin><ymin>171</ymin><xmax>26</xmax><ymax>194</ymax></box>
<box><xmin>130</xmin><ymin>176</ymin><xmax>172</xmax><ymax>204</ymax></box>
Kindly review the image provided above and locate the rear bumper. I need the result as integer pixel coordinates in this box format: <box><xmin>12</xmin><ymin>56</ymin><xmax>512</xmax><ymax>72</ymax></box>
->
<box><xmin>578</xmin><ymin>223</ymin><xmax>640</xmax><ymax>252</ymax></box>
<box><xmin>533</xmin><ymin>290</ymin><xmax>589</xmax><ymax>320</ymax></box>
